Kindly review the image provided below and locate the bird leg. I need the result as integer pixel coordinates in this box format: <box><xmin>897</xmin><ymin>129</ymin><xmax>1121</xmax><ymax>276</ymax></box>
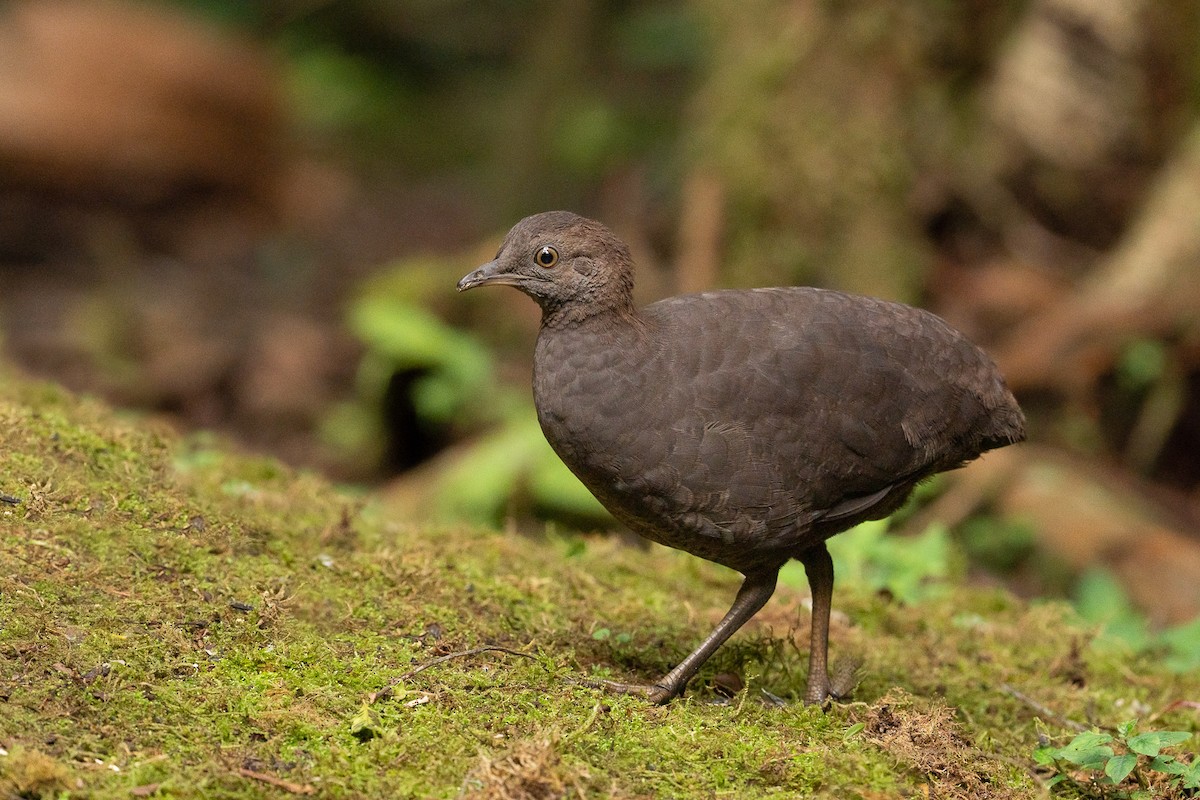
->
<box><xmin>591</xmin><ymin>569</ymin><xmax>779</xmax><ymax>704</ymax></box>
<box><xmin>799</xmin><ymin>542</ymin><xmax>834</xmax><ymax>705</ymax></box>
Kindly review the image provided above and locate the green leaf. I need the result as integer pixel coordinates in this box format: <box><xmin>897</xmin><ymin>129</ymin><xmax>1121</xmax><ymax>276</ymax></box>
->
<box><xmin>1116</xmin><ymin>719</ymin><xmax>1138</xmax><ymax>739</ymax></box>
<box><xmin>1057</xmin><ymin>732</ymin><xmax>1114</xmax><ymax>768</ymax></box>
<box><xmin>1032</xmin><ymin>746</ymin><xmax>1059</xmax><ymax>766</ymax></box>
<box><xmin>1104</xmin><ymin>753</ymin><xmax>1138</xmax><ymax>784</ymax></box>
<box><xmin>1148</xmin><ymin>756</ymin><xmax>1186</xmax><ymax>775</ymax></box>
<box><xmin>348</xmin><ymin>702</ymin><xmax>383</xmax><ymax>742</ymax></box>
<box><xmin>1069</xmin><ymin>747</ymin><xmax>1115</xmax><ymax>770</ymax></box>
<box><xmin>1062</xmin><ymin>732</ymin><xmax>1115</xmax><ymax>750</ymax></box>
<box><xmin>1127</xmin><ymin>731</ymin><xmax>1193</xmax><ymax>757</ymax></box>
<box><xmin>1180</xmin><ymin>758</ymin><xmax>1200</xmax><ymax>789</ymax></box>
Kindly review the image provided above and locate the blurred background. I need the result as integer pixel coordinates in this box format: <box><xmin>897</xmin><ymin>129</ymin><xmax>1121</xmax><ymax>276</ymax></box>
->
<box><xmin>0</xmin><ymin>0</ymin><xmax>1198</xmax><ymax>663</ymax></box>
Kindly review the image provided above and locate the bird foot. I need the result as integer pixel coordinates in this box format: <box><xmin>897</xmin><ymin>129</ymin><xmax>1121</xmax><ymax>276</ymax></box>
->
<box><xmin>569</xmin><ymin>677</ymin><xmax>681</xmax><ymax>705</ymax></box>
<box><xmin>803</xmin><ymin>656</ymin><xmax>863</xmax><ymax>707</ymax></box>
<box><xmin>803</xmin><ymin>684</ymin><xmax>832</xmax><ymax>707</ymax></box>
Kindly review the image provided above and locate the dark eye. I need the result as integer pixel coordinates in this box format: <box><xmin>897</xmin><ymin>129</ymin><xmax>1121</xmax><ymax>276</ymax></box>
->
<box><xmin>534</xmin><ymin>246</ymin><xmax>559</xmax><ymax>268</ymax></box>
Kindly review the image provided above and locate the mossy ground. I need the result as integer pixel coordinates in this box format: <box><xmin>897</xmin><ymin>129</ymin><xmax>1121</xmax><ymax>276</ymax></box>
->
<box><xmin>1</xmin><ymin>370</ymin><xmax>1196</xmax><ymax>799</ymax></box>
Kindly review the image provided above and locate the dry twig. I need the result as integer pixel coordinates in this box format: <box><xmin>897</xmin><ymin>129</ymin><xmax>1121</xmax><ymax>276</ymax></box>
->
<box><xmin>1001</xmin><ymin>683</ymin><xmax>1088</xmax><ymax>732</ymax></box>
<box><xmin>235</xmin><ymin>767</ymin><xmax>315</xmax><ymax>795</ymax></box>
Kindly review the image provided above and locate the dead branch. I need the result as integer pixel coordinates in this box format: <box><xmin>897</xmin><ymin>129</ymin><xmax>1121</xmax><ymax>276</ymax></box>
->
<box><xmin>234</xmin><ymin>767</ymin><xmax>315</xmax><ymax>795</ymax></box>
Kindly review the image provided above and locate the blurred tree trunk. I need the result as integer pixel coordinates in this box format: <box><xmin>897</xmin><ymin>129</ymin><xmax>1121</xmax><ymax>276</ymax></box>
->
<box><xmin>983</xmin><ymin>0</ymin><xmax>1196</xmax><ymax>253</ymax></box>
<box><xmin>997</xmin><ymin>123</ymin><xmax>1200</xmax><ymax>395</ymax></box>
<box><xmin>496</xmin><ymin>0</ymin><xmax>598</xmax><ymax>216</ymax></box>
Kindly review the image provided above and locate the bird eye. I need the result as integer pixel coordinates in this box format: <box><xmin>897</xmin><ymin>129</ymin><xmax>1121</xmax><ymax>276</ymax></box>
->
<box><xmin>534</xmin><ymin>246</ymin><xmax>559</xmax><ymax>268</ymax></box>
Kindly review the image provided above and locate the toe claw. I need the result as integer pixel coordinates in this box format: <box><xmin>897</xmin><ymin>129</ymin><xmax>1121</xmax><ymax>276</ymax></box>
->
<box><xmin>644</xmin><ymin>684</ymin><xmax>677</xmax><ymax>705</ymax></box>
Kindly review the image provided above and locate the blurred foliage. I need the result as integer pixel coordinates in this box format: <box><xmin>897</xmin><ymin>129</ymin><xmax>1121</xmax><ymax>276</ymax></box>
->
<box><xmin>168</xmin><ymin>0</ymin><xmax>703</xmax><ymax>216</ymax></box>
<box><xmin>328</xmin><ymin>255</ymin><xmax>609</xmax><ymax>526</ymax></box>
<box><xmin>959</xmin><ymin>515</ymin><xmax>1038</xmax><ymax>573</ymax></box>
<box><xmin>423</xmin><ymin>414</ymin><xmax>609</xmax><ymax>525</ymax></box>
<box><xmin>319</xmin><ymin>263</ymin><xmax>490</xmax><ymax>463</ymax></box>
<box><xmin>780</xmin><ymin>519</ymin><xmax>955</xmax><ymax>605</ymax></box>
<box><xmin>349</xmin><ymin>292</ymin><xmax>489</xmax><ymax>425</ymax></box>
<box><xmin>682</xmin><ymin>0</ymin><xmax>1019</xmax><ymax>298</ymax></box>
<box><xmin>160</xmin><ymin>0</ymin><xmax>1023</xmax><ymax>297</ymax></box>
<box><xmin>283</xmin><ymin>43</ymin><xmax>424</xmax><ymax>159</ymax></box>
<box><xmin>1074</xmin><ymin>567</ymin><xmax>1200</xmax><ymax>674</ymax></box>
<box><xmin>1117</xmin><ymin>339</ymin><xmax>1169</xmax><ymax>394</ymax></box>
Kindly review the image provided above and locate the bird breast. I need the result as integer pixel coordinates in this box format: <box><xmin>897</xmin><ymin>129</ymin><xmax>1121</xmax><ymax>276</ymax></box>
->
<box><xmin>531</xmin><ymin>310</ymin><xmax>808</xmax><ymax>567</ymax></box>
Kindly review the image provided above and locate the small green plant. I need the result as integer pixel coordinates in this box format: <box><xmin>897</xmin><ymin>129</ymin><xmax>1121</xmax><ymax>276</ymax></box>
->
<box><xmin>1034</xmin><ymin>720</ymin><xmax>1198</xmax><ymax>798</ymax></box>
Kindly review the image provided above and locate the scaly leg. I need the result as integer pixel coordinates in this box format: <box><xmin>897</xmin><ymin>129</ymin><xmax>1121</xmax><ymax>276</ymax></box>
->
<box><xmin>799</xmin><ymin>543</ymin><xmax>834</xmax><ymax>705</ymax></box>
<box><xmin>594</xmin><ymin>568</ymin><xmax>779</xmax><ymax>704</ymax></box>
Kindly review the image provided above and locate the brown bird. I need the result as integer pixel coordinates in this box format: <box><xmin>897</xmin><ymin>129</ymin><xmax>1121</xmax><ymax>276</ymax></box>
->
<box><xmin>458</xmin><ymin>211</ymin><xmax>1025</xmax><ymax>705</ymax></box>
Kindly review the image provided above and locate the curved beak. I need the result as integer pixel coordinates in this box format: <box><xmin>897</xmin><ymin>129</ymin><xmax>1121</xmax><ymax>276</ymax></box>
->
<box><xmin>457</xmin><ymin>260</ymin><xmax>520</xmax><ymax>292</ymax></box>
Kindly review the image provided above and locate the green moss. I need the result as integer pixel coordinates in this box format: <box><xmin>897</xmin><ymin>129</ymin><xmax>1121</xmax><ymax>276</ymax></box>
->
<box><xmin>1</xmin><ymin>368</ymin><xmax>1197</xmax><ymax>798</ymax></box>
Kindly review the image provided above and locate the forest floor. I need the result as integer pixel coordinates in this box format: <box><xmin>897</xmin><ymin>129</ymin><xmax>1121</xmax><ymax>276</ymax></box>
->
<box><xmin>1</xmin><ymin>365</ymin><xmax>1197</xmax><ymax>799</ymax></box>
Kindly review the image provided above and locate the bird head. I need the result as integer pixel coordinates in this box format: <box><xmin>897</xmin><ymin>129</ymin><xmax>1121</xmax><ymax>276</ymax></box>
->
<box><xmin>457</xmin><ymin>211</ymin><xmax>635</xmax><ymax>322</ymax></box>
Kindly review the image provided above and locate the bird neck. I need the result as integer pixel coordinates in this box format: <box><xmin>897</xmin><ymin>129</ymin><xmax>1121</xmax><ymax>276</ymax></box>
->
<box><xmin>538</xmin><ymin>296</ymin><xmax>639</xmax><ymax>331</ymax></box>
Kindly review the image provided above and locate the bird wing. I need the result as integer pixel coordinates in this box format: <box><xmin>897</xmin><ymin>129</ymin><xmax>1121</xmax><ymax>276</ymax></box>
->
<box><xmin>644</xmin><ymin>287</ymin><xmax>998</xmax><ymax>519</ymax></box>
